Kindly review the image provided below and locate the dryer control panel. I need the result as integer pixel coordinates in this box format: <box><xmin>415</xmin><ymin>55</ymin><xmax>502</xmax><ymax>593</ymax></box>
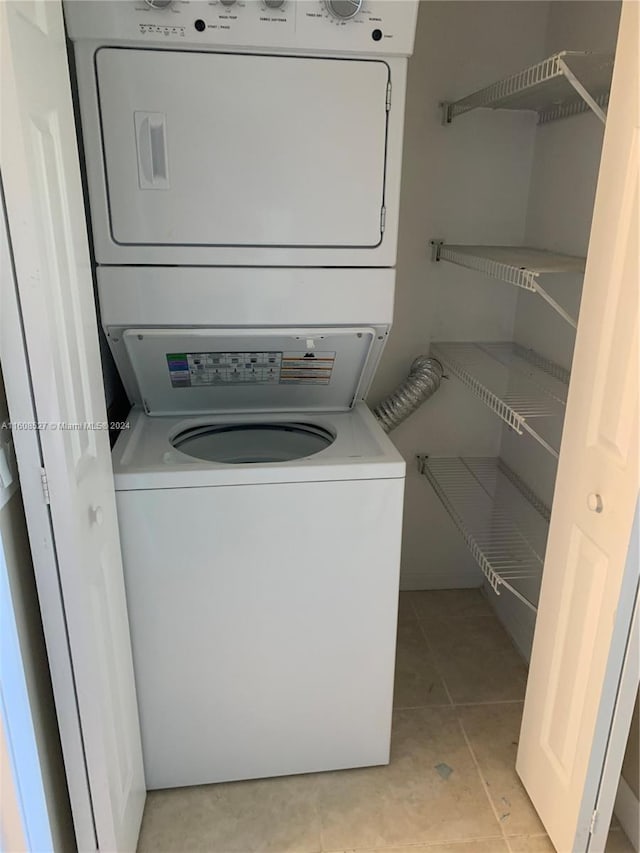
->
<box><xmin>64</xmin><ymin>0</ymin><xmax>418</xmax><ymax>56</ymax></box>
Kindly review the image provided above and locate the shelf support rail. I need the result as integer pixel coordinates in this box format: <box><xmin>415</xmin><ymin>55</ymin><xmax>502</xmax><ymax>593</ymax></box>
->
<box><xmin>416</xmin><ymin>455</ymin><xmax>506</xmax><ymax>597</ymax></box>
<box><xmin>432</xmin><ymin>240</ymin><xmax>540</xmax><ymax>290</ymax></box>
<box><xmin>433</xmin><ymin>348</ymin><xmax>527</xmax><ymax>436</ymax></box>
<box><xmin>497</xmin><ymin>461</ymin><xmax>552</xmax><ymax>523</ymax></box>
<box><xmin>532</xmin><ymin>281</ymin><xmax>578</xmax><ymax>329</ymax></box>
<box><xmin>416</xmin><ymin>455</ymin><xmax>540</xmax><ymax>613</ymax></box>
<box><xmin>430</xmin><ymin>240</ymin><xmax>579</xmax><ymax>329</ymax></box>
<box><xmin>440</xmin><ymin>52</ymin><xmax>612</xmax><ymax>126</ymax></box>
<box><xmin>430</xmin><ymin>343</ymin><xmax>562</xmax><ymax>459</ymax></box>
<box><xmin>440</xmin><ymin>54</ymin><xmax>567</xmax><ymax>124</ymax></box>
<box><xmin>537</xmin><ymin>92</ymin><xmax>609</xmax><ymax>125</ymax></box>
<box><xmin>557</xmin><ymin>56</ymin><xmax>607</xmax><ymax>124</ymax></box>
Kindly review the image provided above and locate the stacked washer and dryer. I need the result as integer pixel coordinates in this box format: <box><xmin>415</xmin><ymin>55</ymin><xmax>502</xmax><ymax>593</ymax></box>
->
<box><xmin>65</xmin><ymin>0</ymin><xmax>418</xmax><ymax>790</ymax></box>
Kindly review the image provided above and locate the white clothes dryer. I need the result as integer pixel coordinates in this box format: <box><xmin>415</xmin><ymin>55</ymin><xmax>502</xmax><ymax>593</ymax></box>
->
<box><xmin>100</xmin><ymin>267</ymin><xmax>406</xmax><ymax>789</ymax></box>
<box><xmin>64</xmin><ymin>0</ymin><xmax>418</xmax><ymax>267</ymax></box>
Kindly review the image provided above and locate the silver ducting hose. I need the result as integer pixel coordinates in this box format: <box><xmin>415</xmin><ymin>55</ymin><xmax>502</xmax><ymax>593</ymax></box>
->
<box><xmin>373</xmin><ymin>356</ymin><xmax>444</xmax><ymax>433</ymax></box>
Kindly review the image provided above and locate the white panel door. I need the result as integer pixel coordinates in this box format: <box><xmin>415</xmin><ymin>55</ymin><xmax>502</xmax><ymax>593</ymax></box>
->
<box><xmin>1</xmin><ymin>2</ymin><xmax>145</xmax><ymax>851</ymax></box>
<box><xmin>96</xmin><ymin>50</ymin><xmax>389</xmax><ymax>248</ymax></box>
<box><xmin>517</xmin><ymin>4</ymin><xmax>639</xmax><ymax>852</ymax></box>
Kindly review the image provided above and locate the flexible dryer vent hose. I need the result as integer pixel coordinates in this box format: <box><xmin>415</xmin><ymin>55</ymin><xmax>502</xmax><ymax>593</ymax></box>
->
<box><xmin>373</xmin><ymin>356</ymin><xmax>444</xmax><ymax>433</ymax></box>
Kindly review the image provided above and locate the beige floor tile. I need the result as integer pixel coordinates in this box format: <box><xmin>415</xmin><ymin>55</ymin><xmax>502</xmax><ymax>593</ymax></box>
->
<box><xmin>507</xmin><ymin>828</ymin><xmax>634</xmax><ymax>853</ymax></box>
<box><xmin>137</xmin><ymin>773</ymin><xmax>322</xmax><ymax>852</ymax></box>
<box><xmin>411</xmin><ymin>589</ymin><xmax>489</xmax><ymax>633</ymax></box>
<box><xmin>336</xmin><ymin>840</ymin><xmax>508</xmax><ymax>853</ymax></box>
<box><xmin>397</xmin><ymin>591</ymin><xmax>418</xmax><ymax>625</ymax></box>
<box><xmin>394</xmin><ymin>621</ymin><xmax>450</xmax><ymax>709</ymax></box>
<box><xmin>422</xmin><ymin>610</ymin><xmax>527</xmax><ymax>704</ymax></box>
<box><xmin>605</xmin><ymin>828</ymin><xmax>636</xmax><ymax>853</ymax></box>
<box><xmin>458</xmin><ymin>703</ymin><xmax>544</xmax><ymax>837</ymax></box>
<box><xmin>316</xmin><ymin>707</ymin><xmax>500</xmax><ymax>850</ymax></box>
<box><xmin>506</xmin><ymin>836</ymin><xmax>554</xmax><ymax>853</ymax></box>
<box><xmin>413</xmin><ymin>591</ymin><xmax>527</xmax><ymax>704</ymax></box>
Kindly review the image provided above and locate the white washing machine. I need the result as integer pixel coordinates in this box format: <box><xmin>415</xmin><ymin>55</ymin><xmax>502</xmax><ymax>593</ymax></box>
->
<box><xmin>100</xmin><ymin>267</ymin><xmax>406</xmax><ymax>789</ymax></box>
<box><xmin>68</xmin><ymin>0</ymin><xmax>418</xmax><ymax>790</ymax></box>
<box><xmin>64</xmin><ymin>0</ymin><xmax>418</xmax><ymax>267</ymax></box>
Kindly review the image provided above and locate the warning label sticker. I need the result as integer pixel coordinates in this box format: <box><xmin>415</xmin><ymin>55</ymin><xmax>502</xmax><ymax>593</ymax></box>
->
<box><xmin>167</xmin><ymin>352</ymin><xmax>282</xmax><ymax>388</ymax></box>
<box><xmin>280</xmin><ymin>352</ymin><xmax>336</xmax><ymax>385</ymax></box>
<box><xmin>166</xmin><ymin>351</ymin><xmax>336</xmax><ymax>388</ymax></box>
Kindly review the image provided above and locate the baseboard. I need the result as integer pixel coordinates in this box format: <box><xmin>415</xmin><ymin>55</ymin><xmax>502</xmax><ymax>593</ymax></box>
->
<box><xmin>399</xmin><ymin>574</ymin><xmax>481</xmax><ymax>590</ymax></box>
<box><xmin>614</xmin><ymin>775</ymin><xmax>640</xmax><ymax>852</ymax></box>
<box><xmin>481</xmin><ymin>581</ymin><xmax>536</xmax><ymax>664</ymax></box>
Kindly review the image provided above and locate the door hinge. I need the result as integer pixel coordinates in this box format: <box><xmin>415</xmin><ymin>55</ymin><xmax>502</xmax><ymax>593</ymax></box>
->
<box><xmin>380</xmin><ymin>206</ymin><xmax>386</xmax><ymax>232</ymax></box>
<box><xmin>40</xmin><ymin>467</ymin><xmax>50</xmax><ymax>505</ymax></box>
<box><xmin>589</xmin><ymin>809</ymin><xmax>598</xmax><ymax>835</ymax></box>
<box><xmin>386</xmin><ymin>82</ymin><xmax>392</xmax><ymax>111</ymax></box>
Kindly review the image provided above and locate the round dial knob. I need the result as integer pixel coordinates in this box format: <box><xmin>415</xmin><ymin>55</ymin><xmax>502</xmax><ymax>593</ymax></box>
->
<box><xmin>325</xmin><ymin>0</ymin><xmax>362</xmax><ymax>20</ymax></box>
<box><xmin>219</xmin><ymin>0</ymin><xmax>237</xmax><ymax>5</ymax></box>
<box><xmin>264</xmin><ymin>0</ymin><xmax>285</xmax><ymax>7</ymax></box>
<box><xmin>144</xmin><ymin>0</ymin><xmax>173</xmax><ymax>8</ymax></box>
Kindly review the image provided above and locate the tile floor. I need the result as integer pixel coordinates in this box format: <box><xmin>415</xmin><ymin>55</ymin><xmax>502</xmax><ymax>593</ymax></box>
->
<box><xmin>137</xmin><ymin>589</ymin><xmax>634</xmax><ymax>853</ymax></box>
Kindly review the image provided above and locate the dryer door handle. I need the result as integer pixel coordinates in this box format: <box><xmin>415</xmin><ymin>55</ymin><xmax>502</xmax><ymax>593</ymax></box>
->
<box><xmin>134</xmin><ymin>111</ymin><xmax>170</xmax><ymax>190</ymax></box>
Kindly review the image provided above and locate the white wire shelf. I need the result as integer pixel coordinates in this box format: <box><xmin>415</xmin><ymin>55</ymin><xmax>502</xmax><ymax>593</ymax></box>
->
<box><xmin>430</xmin><ymin>342</ymin><xmax>569</xmax><ymax>458</ymax></box>
<box><xmin>430</xmin><ymin>242</ymin><xmax>583</xmax><ymax>328</ymax></box>
<box><xmin>442</xmin><ymin>50</ymin><xmax>614</xmax><ymax>125</ymax></box>
<box><xmin>418</xmin><ymin>456</ymin><xmax>549</xmax><ymax>612</ymax></box>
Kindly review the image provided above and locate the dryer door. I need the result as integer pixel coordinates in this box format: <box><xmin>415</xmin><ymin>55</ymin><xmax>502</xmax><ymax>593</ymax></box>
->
<box><xmin>96</xmin><ymin>49</ymin><xmax>389</xmax><ymax>250</ymax></box>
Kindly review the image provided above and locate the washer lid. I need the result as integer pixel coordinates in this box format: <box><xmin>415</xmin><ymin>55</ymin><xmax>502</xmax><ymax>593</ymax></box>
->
<box><xmin>120</xmin><ymin>327</ymin><xmax>380</xmax><ymax>415</ymax></box>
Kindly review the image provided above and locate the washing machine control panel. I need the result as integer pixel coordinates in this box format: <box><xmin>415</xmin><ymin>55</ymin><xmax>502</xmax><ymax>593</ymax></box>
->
<box><xmin>325</xmin><ymin>0</ymin><xmax>362</xmax><ymax>20</ymax></box>
<box><xmin>64</xmin><ymin>0</ymin><xmax>418</xmax><ymax>56</ymax></box>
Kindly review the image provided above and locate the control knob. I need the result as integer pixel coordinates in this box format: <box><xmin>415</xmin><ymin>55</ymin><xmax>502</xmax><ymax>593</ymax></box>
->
<box><xmin>325</xmin><ymin>0</ymin><xmax>362</xmax><ymax>19</ymax></box>
<box><xmin>264</xmin><ymin>0</ymin><xmax>285</xmax><ymax>7</ymax></box>
<box><xmin>144</xmin><ymin>0</ymin><xmax>173</xmax><ymax>8</ymax></box>
<box><xmin>219</xmin><ymin>0</ymin><xmax>237</xmax><ymax>5</ymax></box>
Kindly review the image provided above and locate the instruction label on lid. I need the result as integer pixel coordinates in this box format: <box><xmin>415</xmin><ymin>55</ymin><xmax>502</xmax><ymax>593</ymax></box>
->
<box><xmin>280</xmin><ymin>352</ymin><xmax>336</xmax><ymax>385</ymax></box>
<box><xmin>166</xmin><ymin>351</ymin><xmax>335</xmax><ymax>387</ymax></box>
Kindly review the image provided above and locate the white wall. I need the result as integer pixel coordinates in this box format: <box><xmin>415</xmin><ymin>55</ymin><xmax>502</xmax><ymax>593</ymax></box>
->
<box><xmin>369</xmin><ymin>0</ymin><xmax>549</xmax><ymax>589</ymax></box>
<box><xmin>491</xmin><ymin>0</ymin><xmax>622</xmax><ymax>659</ymax></box>
<box><xmin>371</xmin><ymin>3</ymin><xmax>622</xmax><ymax>643</ymax></box>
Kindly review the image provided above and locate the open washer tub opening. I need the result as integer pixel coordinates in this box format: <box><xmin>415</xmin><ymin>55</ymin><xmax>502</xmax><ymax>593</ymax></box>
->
<box><xmin>171</xmin><ymin>422</ymin><xmax>336</xmax><ymax>464</ymax></box>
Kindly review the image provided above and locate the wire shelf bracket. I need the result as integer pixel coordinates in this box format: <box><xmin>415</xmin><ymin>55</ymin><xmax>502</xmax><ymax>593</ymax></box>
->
<box><xmin>417</xmin><ymin>456</ymin><xmax>550</xmax><ymax>612</ymax></box>
<box><xmin>441</xmin><ymin>50</ymin><xmax>614</xmax><ymax>126</ymax></box>
<box><xmin>430</xmin><ymin>241</ymin><xmax>582</xmax><ymax>328</ymax></box>
<box><xmin>430</xmin><ymin>341</ymin><xmax>569</xmax><ymax>458</ymax></box>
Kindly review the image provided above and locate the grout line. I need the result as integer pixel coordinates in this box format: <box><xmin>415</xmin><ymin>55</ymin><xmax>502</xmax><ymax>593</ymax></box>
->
<box><xmin>394</xmin><ymin>593</ymin><xmax>532</xmax><ymax>853</ymax></box>
<box><xmin>456</xmin><ymin>714</ymin><xmax>513</xmax><ymax>852</ymax></box>
<box><xmin>315</xmin><ymin>775</ymin><xmax>326</xmax><ymax>853</ymax></box>
<box><xmin>321</xmin><ymin>834</ymin><xmax>509</xmax><ymax>852</ymax></box>
<box><xmin>394</xmin><ymin>699</ymin><xmax>526</xmax><ymax>711</ymax></box>
<box><xmin>415</xmin><ymin>619</ymin><xmax>455</xmax><ymax>707</ymax></box>
<box><xmin>502</xmin><ymin>834</ymin><xmax>553</xmax><ymax>853</ymax></box>
<box><xmin>404</xmin><ymin>591</ymin><xmax>421</xmax><ymax>621</ymax></box>
<box><xmin>413</xmin><ymin>619</ymin><xmax>524</xmax><ymax>710</ymax></box>
<box><xmin>508</xmin><ymin>833</ymin><xmax>550</xmax><ymax>838</ymax></box>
